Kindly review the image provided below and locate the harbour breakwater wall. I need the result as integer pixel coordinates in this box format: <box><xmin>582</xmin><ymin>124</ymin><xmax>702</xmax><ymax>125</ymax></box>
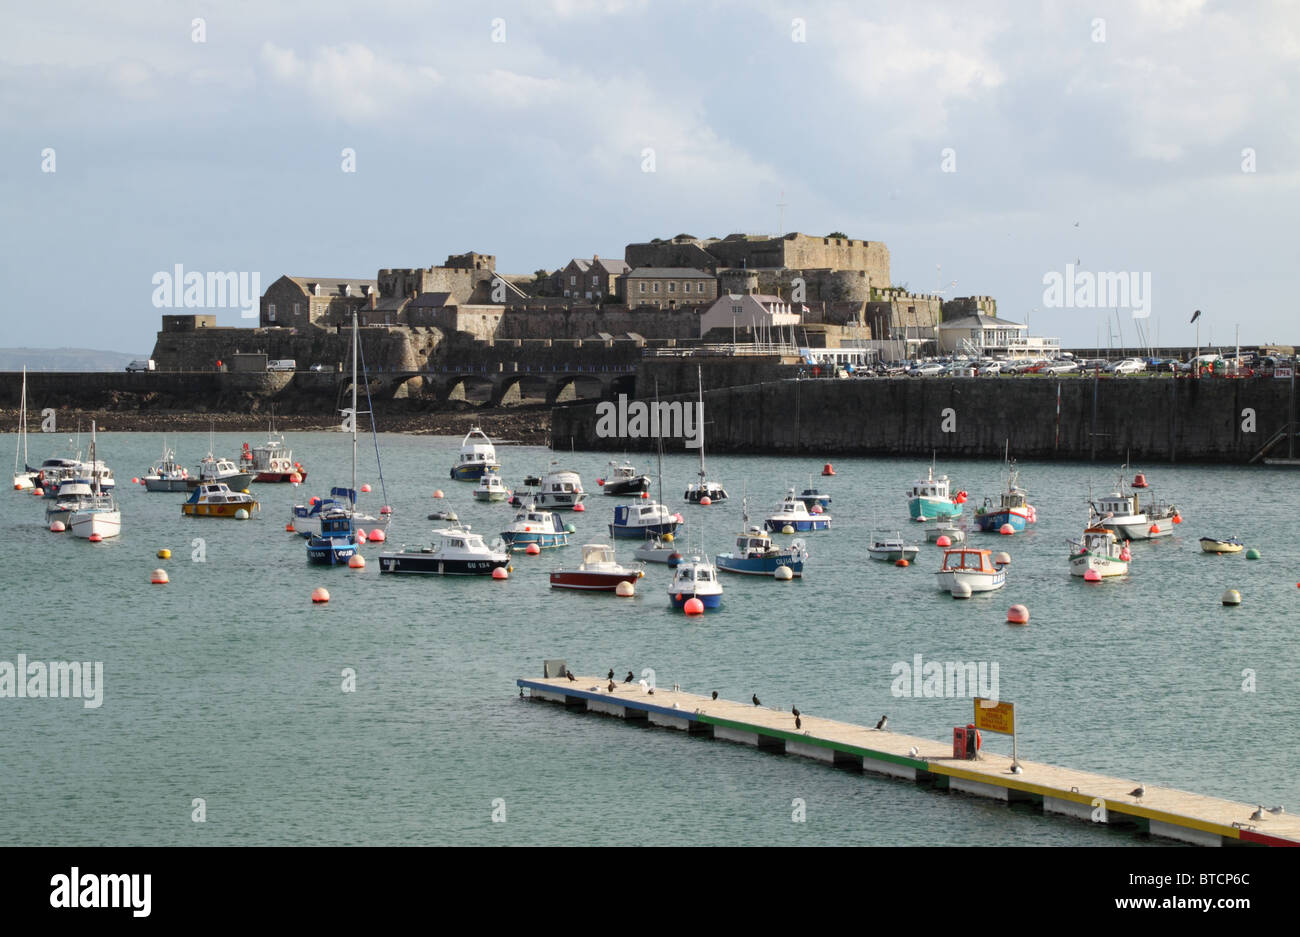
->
<box><xmin>551</xmin><ymin>376</ymin><xmax>1298</xmax><ymax>463</ymax></box>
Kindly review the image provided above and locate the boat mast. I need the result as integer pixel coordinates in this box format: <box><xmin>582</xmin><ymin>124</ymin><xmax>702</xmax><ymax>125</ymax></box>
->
<box><xmin>89</xmin><ymin>421</ymin><xmax>99</xmax><ymax>496</ymax></box>
<box><xmin>15</xmin><ymin>366</ymin><xmax>26</xmax><ymax>474</ymax></box>
<box><xmin>351</xmin><ymin>310</ymin><xmax>359</xmax><ymax>509</ymax></box>
<box><xmin>696</xmin><ymin>364</ymin><xmax>706</xmax><ymax>487</ymax></box>
<box><xmin>654</xmin><ymin>377</ymin><xmax>664</xmax><ymax>505</ymax></box>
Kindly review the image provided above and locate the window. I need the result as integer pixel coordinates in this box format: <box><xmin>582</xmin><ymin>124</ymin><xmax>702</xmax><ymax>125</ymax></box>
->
<box><xmin>293</xmin><ymin>303</ymin><xmax>300</xmax><ymax>318</ymax></box>
<box><xmin>592</xmin><ymin>276</ymin><xmax>598</xmax><ymax>286</ymax></box>
<box><xmin>684</xmin><ymin>283</ymin><xmax>692</xmax><ymax>293</ymax></box>
<box><xmin>570</xmin><ymin>275</ymin><xmax>576</xmax><ymax>285</ymax></box>
<box><xmin>639</xmin><ymin>283</ymin><xmax>646</xmax><ymax>294</ymax></box>
<box><xmin>668</xmin><ymin>282</ymin><xmax>676</xmax><ymax>293</ymax></box>
<box><xmin>652</xmin><ymin>283</ymin><xmax>659</xmax><ymax>293</ymax></box>
<box><xmin>268</xmin><ymin>304</ymin><xmax>276</xmax><ymax>322</ymax></box>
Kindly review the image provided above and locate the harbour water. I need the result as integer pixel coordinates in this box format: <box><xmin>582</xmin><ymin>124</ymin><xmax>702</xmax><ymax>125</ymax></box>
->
<box><xmin>2</xmin><ymin>429</ymin><xmax>1296</xmax><ymax>845</ymax></box>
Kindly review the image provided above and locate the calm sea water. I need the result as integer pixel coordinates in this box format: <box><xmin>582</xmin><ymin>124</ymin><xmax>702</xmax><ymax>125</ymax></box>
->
<box><xmin>2</xmin><ymin>428</ymin><xmax>1296</xmax><ymax>846</ymax></box>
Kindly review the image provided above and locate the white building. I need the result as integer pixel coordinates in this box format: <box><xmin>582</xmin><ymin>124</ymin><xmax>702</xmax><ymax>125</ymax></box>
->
<box><xmin>699</xmin><ymin>293</ymin><xmax>802</xmax><ymax>340</ymax></box>
<box><xmin>935</xmin><ymin>314</ymin><xmax>1031</xmax><ymax>355</ymax></box>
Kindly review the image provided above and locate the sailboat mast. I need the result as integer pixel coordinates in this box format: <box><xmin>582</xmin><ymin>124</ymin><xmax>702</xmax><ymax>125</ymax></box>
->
<box><xmin>654</xmin><ymin>378</ymin><xmax>664</xmax><ymax>504</ymax></box>
<box><xmin>90</xmin><ymin>421</ymin><xmax>99</xmax><ymax>496</ymax></box>
<box><xmin>696</xmin><ymin>364</ymin><xmax>706</xmax><ymax>482</ymax></box>
<box><xmin>20</xmin><ymin>366</ymin><xmax>28</xmax><ymax>468</ymax></box>
<box><xmin>351</xmin><ymin>311</ymin><xmax>359</xmax><ymax>502</ymax></box>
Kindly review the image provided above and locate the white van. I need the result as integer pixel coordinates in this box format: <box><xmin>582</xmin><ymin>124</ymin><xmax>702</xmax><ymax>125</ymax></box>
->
<box><xmin>267</xmin><ymin>359</ymin><xmax>297</xmax><ymax>372</ymax></box>
<box><xmin>126</xmin><ymin>359</ymin><xmax>155</xmax><ymax>372</ymax></box>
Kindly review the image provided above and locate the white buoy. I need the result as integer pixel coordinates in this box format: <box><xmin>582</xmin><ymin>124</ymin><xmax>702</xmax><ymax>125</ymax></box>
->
<box><xmin>151</xmin><ymin>569</ymin><xmax>169</xmax><ymax>585</ymax></box>
<box><xmin>615</xmin><ymin>580</ymin><xmax>635</xmax><ymax>597</ymax></box>
<box><xmin>774</xmin><ymin>565</ymin><xmax>794</xmax><ymax>581</ymax></box>
<box><xmin>782</xmin><ymin>524</ymin><xmax>795</xmax><ymax>535</ymax></box>
<box><xmin>951</xmin><ymin>581</ymin><xmax>972</xmax><ymax>599</ymax></box>
<box><xmin>994</xmin><ymin>551</ymin><xmax>1011</xmax><ymax>566</ymax></box>
<box><xmin>235</xmin><ymin>508</ymin><xmax>250</xmax><ymax>520</ymax></box>
<box><xmin>1222</xmin><ymin>589</ymin><xmax>1242</xmax><ymax>606</ymax></box>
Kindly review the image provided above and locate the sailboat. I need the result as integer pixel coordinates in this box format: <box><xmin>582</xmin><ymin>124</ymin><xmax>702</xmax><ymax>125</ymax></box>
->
<box><xmin>683</xmin><ymin>365</ymin><xmax>728</xmax><ymax>504</ymax></box>
<box><xmin>635</xmin><ymin>380</ymin><xmax>684</xmax><ymax>564</ymax></box>
<box><xmin>68</xmin><ymin>421</ymin><xmax>121</xmax><ymax>540</ymax></box>
<box><xmin>12</xmin><ymin>366</ymin><xmax>37</xmax><ymax>490</ymax></box>
<box><xmin>307</xmin><ymin>311</ymin><xmax>368</xmax><ymax>565</ymax></box>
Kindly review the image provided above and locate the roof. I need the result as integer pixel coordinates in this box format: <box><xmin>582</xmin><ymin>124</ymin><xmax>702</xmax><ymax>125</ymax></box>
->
<box><xmin>411</xmin><ymin>291</ymin><xmax>455</xmax><ymax>308</ymax></box>
<box><xmin>566</xmin><ymin>259</ymin><xmax>592</xmax><ymax>273</ymax></box>
<box><xmin>937</xmin><ymin>314</ymin><xmax>1026</xmax><ymax>330</ymax></box>
<box><xmin>592</xmin><ymin>258</ymin><xmax>630</xmax><ymax>276</ymax></box>
<box><xmin>624</xmin><ymin>267</ymin><xmax>716</xmax><ymax>279</ymax></box>
<box><xmin>286</xmin><ymin>276</ymin><xmax>378</xmax><ymax>292</ymax></box>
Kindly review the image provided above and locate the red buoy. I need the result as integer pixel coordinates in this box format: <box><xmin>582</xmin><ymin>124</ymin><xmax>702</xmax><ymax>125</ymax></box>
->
<box><xmin>684</xmin><ymin>597</ymin><xmax>705</xmax><ymax>615</ymax></box>
<box><xmin>311</xmin><ymin>587</ymin><xmax>329</xmax><ymax>603</ymax></box>
<box><xmin>525</xmin><ymin>543</ymin><xmax>541</xmax><ymax>555</ymax></box>
<box><xmin>573</xmin><ymin>503</ymin><xmax>585</xmax><ymax>512</ymax></box>
<box><xmin>1006</xmin><ymin>604</ymin><xmax>1029</xmax><ymax>624</ymax></box>
<box><xmin>822</xmin><ymin>463</ymin><xmax>835</xmax><ymax>476</ymax></box>
<box><xmin>1132</xmin><ymin>473</ymin><xmax>1148</xmax><ymax>488</ymax></box>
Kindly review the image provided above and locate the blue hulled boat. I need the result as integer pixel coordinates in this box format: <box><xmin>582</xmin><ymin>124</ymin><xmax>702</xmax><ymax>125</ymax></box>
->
<box><xmin>716</xmin><ymin>526</ymin><xmax>807</xmax><ymax>577</ymax></box>
<box><xmin>610</xmin><ymin>501</ymin><xmax>681</xmax><ymax>539</ymax></box>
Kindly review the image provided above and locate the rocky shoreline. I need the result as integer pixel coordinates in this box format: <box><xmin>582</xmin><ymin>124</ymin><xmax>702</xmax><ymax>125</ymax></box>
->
<box><xmin>0</xmin><ymin>402</ymin><xmax>553</xmax><ymax>445</ymax></box>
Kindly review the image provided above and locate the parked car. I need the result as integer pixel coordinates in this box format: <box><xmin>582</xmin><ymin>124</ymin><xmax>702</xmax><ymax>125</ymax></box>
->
<box><xmin>1108</xmin><ymin>358</ymin><xmax>1147</xmax><ymax>374</ymax></box>
<box><xmin>908</xmin><ymin>362</ymin><xmax>946</xmax><ymax>377</ymax></box>
<box><xmin>978</xmin><ymin>362</ymin><xmax>1003</xmax><ymax>376</ymax></box>
<box><xmin>126</xmin><ymin>359</ymin><xmax>155</xmax><ymax>372</ymax></box>
<box><xmin>1175</xmin><ymin>354</ymin><xmax>1222</xmax><ymax>374</ymax></box>
<box><xmin>1042</xmin><ymin>360</ymin><xmax>1079</xmax><ymax>374</ymax></box>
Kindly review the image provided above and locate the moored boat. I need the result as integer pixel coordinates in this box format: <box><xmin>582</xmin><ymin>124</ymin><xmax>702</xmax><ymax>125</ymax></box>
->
<box><xmin>907</xmin><ymin>463</ymin><xmax>964</xmax><ymax>520</ymax></box>
<box><xmin>868</xmin><ymin>533</ymin><xmax>919</xmax><ymax>563</ymax></box>
<box><xmin>668</xmin><ymin>557</ymin><xmax>723</xmax><ymax>609</ymax></box>
<box><xmin>683</xmin><ymin>366</ymin><xmax>728</xmax><ymax>504</ymax></box>
<box><xmin>975</xmin><ymin>461</ymin><xmax>1036</xmax><ymax>532</ymax></box>
<box><xmin>1199</xmin><ymin>536</ymin><xmax>1244</xmax><ymax>554</ymax></box>
<box><xmin>1069</xmin><ymin>526</ymin><xmax>1130</xmax><ymax>577</ymax></box>
<box><xmin>500</xmin><ymin>503</ymin><xmax>570</xmax><ymax>551</ymax></box>
<box><xmin>239</xmin><ymin>424</ymin><xmax>306</xmax><ymax>483</ymax></box>
<box><xmin>1089</xmin><ymin>469</ymin><xmax>1180</xmax><ymax>540</ymax></box>
<box><xmin>45</xmin><ymin>479</ymin><xmax>96</xmax><ymax>525</ymax></box>
<box><xmin>610</xmin><ymin>500</ymin><xmax>681</xmax><ymax>539</ymax></box>
<box><xmin>182</xmin><ymin>483</ymin><xmax>259</xmax><ymax>518</ymax></box>
<box><xmin>633</xmin><ymin>533</ymin><xmax>683</xmax><ymax>565</ymax></box>
<box><xmin>533</xmin><ymin>468</ymin><xmax>586</xmax><ymax>511</ymax></box>
<box><xmin>187</xmin><ymin>454</ymin><xmax>254</xmax><ymax>492</ymax></box>
<box><xmin>550</xmin><ymin>543</ymin><xmax>643</xmax><ymax>591</ymax></box>
<box><xmin>764</xmin><ymin>489</ymin><xmax>831</xmax><ymax>532</ymax></box>
<box><xmin>472</xmin><ymin>467</ymin><xmax>510</xmax><ymax>503</ymax></box>
<box><xmin>794</xmin><ymin>486</ymin><xmax>832</xmax><ymax>510</ymax></box>
<box><xmin>600</xmin><ymin>461</ymin><xmax>651</xmax><ymax>496</ymax></box>
<box><xmin>379</xmin><ymin>526</ymin><xmax>509</xmax><ymax>576</ymax></box>
<box><xmin>716</xmin><ymin>526</ymin><xmax>807</xmax><ymax>577</ymax></box>
<box><xmin>142</xmin><ymin>445</ymin><xmax>190</xmax><ymax>492</ymax></box>
<box><xmin>925</xmin><ymin>519</ymin><xmax>966</xmax><ymax>543</ymax></box>
<box><xmin>449</xmin><ymin>427</ymin><xmax>499</xmax><ymax>481</ymax></box>
<box><xmin>12</xmin><ymin>366</ymin><xmax>37</xmax><ymax>490</ymax></box>
<box><xmin>68</xmin><ymin>422</ymin><xmax>120</xmax><ymax>540</ymax></box>
<box><xmin>935</xmin><ymin>547</ymin><xmax>1006</xmax><ymax>593</ymax></box>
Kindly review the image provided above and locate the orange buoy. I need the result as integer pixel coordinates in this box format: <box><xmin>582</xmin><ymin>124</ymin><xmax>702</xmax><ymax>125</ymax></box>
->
<box><xmin>1006</xmin><ymin>604</ymin><xmax>1029</xmax><ymax>624</ymax></box>
<box><xmin>356</xmin><ymin>529</ymin><xmax>367</xmax><ymax>544</ymax></box>
<box><xmin>33</xmin><ymin>487</ymin><xmax>43</xmax><ymax>496</ymax></box>
<box><xmin>150</xmin><ymin>569</ymin><xmax>169</xmax><ymax>584</ymax></box>
<box><xmin>433</xmin><ymin>489</ymin><xmax>444</xmax><ymax>499</ymax></box>
<box><xmin>1119</xmin><ymin>547</ymin><xmax>1131</xmax><ymax>561</ymax></box>
<box><xmin>1084</xmin><ymin>569</ymin><xmax>1101</xmax><ymax>582</ymax></box>
<box><xmin>525</xmin><ymin>543</ymin><xmax>541</xmax><ymax>555</ymax></box>
<box><xmin>347</xmin><ymin>554</ymin><xmax>365</xmax><ymax>569</ymax></box>
<box><xmin>597</xmin><ymin>478</ymin><xmax>605</xmax><ymax>486</ymax></box>
<box><xmin>1132</xmin><ymin>473</ymin><xmax>1148</xmax><ymax>488</ymax></box>
<box><xmin>1148</xmin><ymin>524</ymin><xmax>1159</xmax><ymax>534</ymax></box>
<box><xmin>369</xmin><ymin>529</ymin><xmax>386</xmax><ymax>542</ymax></box>
<box><xmin>49</xmin><ymin>521</ymin><xmax>66</xmax><ymax>532</ymax></box>
<box><xmin>492</xmin><ymin>566</ymin><xmax>508</xmax><ymax>580</ymax></box>
<box><xmin>810</xmin><ymin>504</ymin><xmax>823</xmax><ymax>514</ymax></box>
<box><xmin>311</xmin><ymin>587</ymin><xmax>330</xmax><ymax>603</ymax></box>
<box><xmin>573</xmin><ymin>503</ymin><xmax>585</xmax><ymax>512</ymax></box>
<box><xmin>1172</xmin><ymin>514</ymin><xmax>1182</xmax><ymax>524</ymax></box>
<box><xmin>999</xmin><ymin>523</ymin><xmax>1015</xmax><ymax>535</ymax></box>
<box><xmin>700</xmin><ymin>496</ymin><xmax>712</xmax><ymax>506</ymax></box>
<box><xmin>895</xmin><ymin>558</ymin><xmax>909</xmax><ymax>567</ymax></box>
<box><xmin>285</xmin><ymin>522</ymin><xmax>295</xmax><ymax>532</ymax></box>
<box><xmin>309</xmin><ymin>496</ymin><xmax>319</xmax><ymax>506</ymax></box>
<box><xmin>822</xmin><ymin>463</ymin><xmax>835</xmax><ymax>476</ymax></box>
<box><xmin>380</xmin><ymin>505</ymin><xmax>392</xmax><ymax>515</ymax></box>
<box><xmin>936</xmin><ymin>535</ymin><xmax>951</xmax><ymax>547</ymax></box>
<box><xmin>361</xmin><ymin>484</ymin><xmax>372</xmax><ymax>493</ymax></box>
<box><xmin>289</xmin><ymin>472</ymin><xmax>302</xmax><ymax>484</ymax></box>
<box><xmin>640</xmin><ymin>491</ymin><xmax>649</xmax><ymax>499</ymax></box>
<box><xmin>88</xmin><ymin>533</ymin><xmax>103</xmax><ymax>543</ymax></box>
<box><xmin>684</xmin><ymin>597</ymin><xmax>705</xmax><ymax>615</ymax></box>
<box><xmin>132</xmin><ymin>477</ymin><xmax>140</xmax><ymax>484</ymax></box>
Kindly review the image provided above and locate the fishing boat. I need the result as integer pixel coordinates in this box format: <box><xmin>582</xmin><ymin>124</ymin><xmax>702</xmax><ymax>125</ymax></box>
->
<box><xmin>868</xmin><ymin>533</ymin><xmax>919</xmax><ymax>563</ymax></box>
<box><xmin>549</xmin><ymin>542</ymin><xmax>643</xmax><ymax>591</ymax></box>
<box><xmin>239</xmin><ymin>419</ymin><xmax>306</xmax><ymax>483</ymax></box>
<box><xmin>974</xmin><ymin>460</ymin><xmax>1037</xmax><ymax>532</ymax></box>
<box><xmin>142</xmin><ymin>444</ymin><xmax>190</xmax><ymax>492</ymax></box>
<box><xmin>925</xmin><ymin>519</ymin><xmax>967</xmax><ymax>543</ymax></box>
<box><xmin>907</xmin><ymin>463</ymin><xmax>965</xmax><ymax>520</ymax></box>
<box><xmin>378</xmin><ymin>526</ymin><xmax>509</xmax><ymax>576</ymax></box>
<box><xmin>764</xmin><ymin>489</ymin><xmax>831</xmax><ymax>532</ymax></box>
<box><xmin>12</xmin><ymin>367</ymin><xmax>37</xmax><ymax>490</ymax></box>
<box><xmin>1069</xmin><ymin>526</ymin><xmax>1130</xmax><ymax>577</ymax></box>
<box><xmin>532</xmin><ymin>467</ymin><xmax>587</xmax><ymax>511</ymax></box>
<box><xmin>45</xmin><ymin>479</ymin><xmax>97</xmax><ymax>525</ymax></box>
<box><xmin>1199</xmin><ymin>536</ymin><xmax>1244</xmax><ymax>554</ymax></box>
<box><xmin>610</xmin><ymin>501</ymin><xmax>681</xmax><ymax>539</ymax></box>
<box><xmin>472</xmin><ymin>467</ymin><xmax>510</xmax><ymax>503</ymax></box>
<box><xmin>716</xmin><ymin>524</ymin><xmax>807</xmax><ymax>577</ymax></box>
<box><xmin>668</xmin><ymin>556</ymin><xmax>723</xmax><ymax>609</ymax></box>
<box><xmin>600</xmin><ymin>461</ymin><xmax>651</xmax><ymax>496</ymax></box>
<box><xmin>182</xmin><ymin>482</ymin><xmax>259</xmax><ymax>518</ymax></box>
<box><xmin>683</xmin><ymin>366</ymin><xmax>728</xmax><ymax>504</ymax></box>
<box><xmin>1088</xmin><ymin>468</ymin><xmax>1180</xmax><ymax>540</ymax></box>
<box><xmin>500</xmin><ymin>503</ymin><xmax>570</xmax><ymax>551</ymax></box>
<box><xmin>35</xmin><ymin>456</ymin><xmax>85</xmax><ymax>497</ymax></box>
<box><xmin>187</xmin><ymin>453</ymin><xmax>254</xmax><ymax>492</ymax></box>
<box><xmin>449</xmin><ymin>427</ymin><xmax>499</xmax><ymax>481</ymax></box>
<box><xmin>934</xmin><ymin>547</ymin><xmax>1006</xmax><ymax>593</ymax></box>
<box><xmin>68</xmin><ymin>422</ymin><xmax>121</xmax><ymax>540</ymax></box>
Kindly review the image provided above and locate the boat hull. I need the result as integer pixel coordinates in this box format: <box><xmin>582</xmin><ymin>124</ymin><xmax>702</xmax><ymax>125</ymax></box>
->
<box><xmin>763</xmin><ymin>517</ymin><xmax>830</xmax><ymax>532</ymax></box>
<box><xmin>549</xmin><ymin>570</ymin><xmax>639</xmax><ymax>590</ymax></box>
<box><xmin>909</xmin><ymin>497</ymin><xmax>963</xmax><ymax>520</ymax></box>
<box><xmin>144</xmin><ymin>476</ymin><xmax>190</xmax><ymax>492</ymax></box>
<box><xmin>472</xmin><ymin>490</ymin><xmax>509</xmax><ymax>503</ymax></box>
<box><xmin>684</xmin><ymin>487</ymin><xmax>729</xmax><ymax>504</ymax></box>
<box><xmin>254</xmin><ymin>469</ymin><xmax>306</xmax><ymax>483</ymax></box>
<box><xmin>869</xmin><ymin>545</ymin><xmax>920</xmax><ymax>563</ymax></box>
<box><xmin>668</xmin><ymin>590</ymin><xmax>723</xmax><ymax>609</ymax></box>
<box><xmin>975</xmin><ymin>509</ymin><xmax>1033</xmax><ymax>532</ymax></box>
<box><xmin>926</xmin><ymin>525</ymin><xmax>966</xmax><ymax>543</ymax></box>
<box><xmin>603</xmin><ymin>477</ymin><xmax>651</xmax><ymax>496</ymax></box>
<box><xmin>187</xmin><ymin>473</ymin><xmax>254</xmax><ymax>492</ymax></box>
<box><xmin>182</xmin><ymin>501</ymin><xmax>259</xmax><ymax>518</ymax></box>
<box><xmin>1104</xmin><ymin>516</ymin><xmax>1174</xmax><ymax>540</ymax></box>
<box><xmin>610</xmin><ymin>520</ymin><xmax>680</xmax><ymax>539</ymax></box>
<box><xmin>634</xmin><ymin>544</ymin><xmax>681</xmax><ymax>564</ymax></box>
<box><xmin>715</xmin><ymin>554</ymin><xmax>803</xmax><ymax>577</ymax></box>
<box><xmin>450</xmin><ymin>463</ymin><xmax>497</xmax><ymax>482</ymax></box>
<box><xmin>535</xmin><ymin>492</ymin><xmax>586</xmax><ymax>511</ymax></box>
<box><xmin>1199</xmin><ymin>538</ymin><xmax>1243</xmax><ymax>554</ymax></box>
<box><xmin>379</xmin><ymin>553</ymin><xmax>508</xmax><ymax>575</ymax></box>
<box><xmin>307</xmin><ymin>539</ymin><xmax>357</xmax><ymax>565</ymax></box>
<box><xmin>1069</xmin><ymin>553</ymin><xmax>1128</xmax><ymax>576</ymax></box>
<box><xmin>501</xmin><ymin>530</ymin><xmax>570</xmax><ymax>550</ymax></box>
<box><xmin>69</xmin><ymin>511</ymin><xmax>121</xmax><ymax>539</ymax></box>
<box><xmin>935</xmin><ymin>570</ymin><xmax>1005</xmax><ymax>592</ymax></box>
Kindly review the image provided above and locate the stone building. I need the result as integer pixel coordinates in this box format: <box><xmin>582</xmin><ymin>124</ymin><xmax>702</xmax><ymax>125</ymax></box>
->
<box><xmin>259</xmin><ymin>276</ymin><xmax>378</xmax><ymax>330</ymax></box>
<box><xmin>698</xmin><ymin>293</ymin><xmax>802</xmax><ymax>341</ymax></box>
<box><xmin>617</xmin><ymin>268</ymin><xmax>717</xmax><ymax>308</ymax></box>
<box><xmin>556</xmin><ymin>256</ymin><xmax>629</xmax><ymax>301</ymax></box>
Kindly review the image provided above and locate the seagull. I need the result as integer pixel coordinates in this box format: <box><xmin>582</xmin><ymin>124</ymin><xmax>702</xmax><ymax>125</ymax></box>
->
<box><xmin>566</xmin><ymin>670</ymin><xmax>576</xmax><ymax>682</ymax></box>
<box><xmin>607</xmin><ymin>669</ymin><xmax>614</xmax><ymax>680</ymax></box>
<box><xmin>624</xmin><ymin>671</ymin><xmax>634</xmax><ymax>683</ymax></box>
<box><xmin>792</xmin><ymin>706</ymin><xmax>801</xmax><ymax>718</ymax></box>
<box><xmin>711</xmin><ymin>691</ymin><xmax>718</xmax><ymax>700</ymax></box>
<box><xmin>752</xmin><ymin>694</ymin><xmax>761</xmax><ymax>706</ymax></box>
<box><xmin>875</xmin><ymin>715</ymin><xmax>888</xmax><ymax>731</ymax></box>
<box><xmin>1011</xmin><ymin>764</ymin><xmax>1023</xmax><ymax>775</ymax></box>
<box><xmin>607</xmin><ymin>679</ymin><xmax>616</xmax><ymax>692</ymax></box>
<box><xmin>795</xmin><ymin>715</ymin><xmax>802</xmax><ymax>730</ymax></box>
<box><xmin>647</xmin><ymin>687</ymin><xmax>654</xmax><ymax>695</ymax></box>
<box><xmin>1190</xmin><ymin>309</ymin><xmax>1201</xmax><ymax>324</ymax></box>
<box><xmin>1249</xmin><ymin>806</ymin><xmax>1263</xmax><ymax>821</ymax></box>
<box><xmin>1130</xmin><ymin>784</ymin><xmax>1145</xmax><ymax>799</ymax></box>
<box><xmin>1268</xmin><ymin>806</ymin><xmax>1285</xmax><ymax>815</ymax></box>
<box><xmin>908</xmin><ymin>746</ymin><xmax>918</xmax><ymax>757</ymax></box>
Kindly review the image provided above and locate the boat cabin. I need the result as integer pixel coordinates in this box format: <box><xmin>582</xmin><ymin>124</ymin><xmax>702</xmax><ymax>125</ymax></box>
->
<box><xmin>581</xmin><ymin>544</ymin><xmax>616</xmax><ymax>566</ymax></box>
<box><xmin>1093</xmin><ymin>493</ymin><xmax>1139</xmax><ymax>519</ymax></box>
<box><xmin>735</xmin><ymin>527</ymin><xmax>775</xmax><ymax>557</ymax></box>
<box><xmin>939</xmin><ymin>548</ymin><xmax>997</xmax><ymax>573</ymax></box>
<box><xmin>673</xmin><ymin>563</ymin><xmax>715</xmax><ymax>583</ymax></box>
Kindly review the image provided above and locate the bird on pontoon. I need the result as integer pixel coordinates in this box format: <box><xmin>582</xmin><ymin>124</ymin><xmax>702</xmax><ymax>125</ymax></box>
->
<box><xmin>875</xmin><ymin>715</ymin><xmax>888</xmax><ymax>731</ymax></box>
<box><xmin>1130</xmin><ymin>784</ymin><xmax>1145</xmax><ymax>799</ymax></box>
<box><xmin>752</xmin><ymin>694</ymin><xmax>761</xmax><ymax>706</ymax></box>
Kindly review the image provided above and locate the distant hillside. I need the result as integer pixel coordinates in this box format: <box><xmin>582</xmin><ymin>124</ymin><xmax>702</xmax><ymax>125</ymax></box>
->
<box><xmin>0</xmin><ymin>348</ymin><xmax>147</xmax><ymax>372</ymax></box>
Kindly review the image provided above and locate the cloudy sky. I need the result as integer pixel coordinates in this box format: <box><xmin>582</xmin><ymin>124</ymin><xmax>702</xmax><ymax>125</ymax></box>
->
<box><xmin>2</xmin><ymin>0</ymin><xmax>1297</xmax><ymax>354</ymax></box>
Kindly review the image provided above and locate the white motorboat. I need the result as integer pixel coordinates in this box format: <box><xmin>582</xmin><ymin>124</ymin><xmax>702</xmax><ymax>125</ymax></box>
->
<box><xmin>472</xmin><ymin>467</ymin><xmax>510</xmax><ymax>503</ymax></box>
<box><xmin>379</xmin><ymin>526</ymin><xmax>509</xmax><ymax>576</ymax></box>
<box><xmin>934</xmin><ymin>547</ymin><xmax>1006</xmax><ymax>593</ymax></box>
<box><xmin>1069</xmin><ymin>526</ymin><xmax>1130</xmax><ymax>577</ymax></box>
<box><xmin>868</xmin><ymin>533</ymin><xmax>920</xmax><ymax>563</ymax></box>
<box><xmin>450</xmin><ymin>427</ymin><xmax>500</xmax><ymax>481</ymax></box>
<box><xmin>530</xmin><ymin>467</ymin><xmax>587</xmax><ymax>511</ymax></box>
<box><xmin>68</xmin><ymin>423</ymin><xmax>121</xmax><ymax>540</ymax></box>
<box><xmin>1088</xmin><ymin>468</ymin><xmax>1180</xmax><ymax>540</ymax></box>
<box><xmin>683</xmin><ymin>365</ymin><xmax>728</xmax><ymax>504</ymax></box>
<box><xmin>668</xmin><ymin>557</ymin><xmax>723</xmax><ymax>609</ymax></box>
<box><xmin>764</xmin><ymin>489</ymin><xmax>831</xmax><ymax>532</ymax></box>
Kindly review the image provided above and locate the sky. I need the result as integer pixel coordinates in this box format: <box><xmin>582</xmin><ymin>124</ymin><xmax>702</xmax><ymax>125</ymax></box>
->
<box><xmin>2</xmin><ymin>0</ymin><xmax>1297</xmax><ymax>354</ymax></box>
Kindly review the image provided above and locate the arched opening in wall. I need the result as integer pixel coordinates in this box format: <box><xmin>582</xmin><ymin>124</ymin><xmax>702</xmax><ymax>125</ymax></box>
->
<box><xmin>551</xmin><ymin>375</ymin><xmax>603</xmax><ymax>404</ymax></box>
<box><xmin>445</xmin><ymin>375</ymin><xmax>493</xmax><ymax>404</ymax></box>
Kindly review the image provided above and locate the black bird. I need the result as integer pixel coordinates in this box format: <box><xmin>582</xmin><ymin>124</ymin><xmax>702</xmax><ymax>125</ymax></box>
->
<box><xmin>608</xmin><ymin>669</ymin><xmax>614</xmax><ymax>680</ymax></box>
<box><xmin>752</xmin><ymin>694</ymin><xmax>761</xmax><ymax>707</ymax></box>
<box><xmin>607</xmin><ymin>680</ymin><xmax>616</xmax><ymax>692</ymax></box>
<box><xmin>566</xmin><ymin>670</ymin><xmax>576</xmax><ymax>682</ymax></box>
<box><xmin>795</xmin><ymin>715</ymin><xmax>802</xmax><ymax>730</ymax></box>
<box><xmin>1130</xmin><ymin>784</ymin><xmax>1145</xmax><ymax>799</ymax></box>
<box><xmin>711</xmin><ymin>691</ymin><xmax>718</xmax><ymax>700</ymax></box>
<box><xmin>624</xmin><ymin>671</ymin><xmax>634</xmax><ymax>683</ymax></box>
<box><xmin>1190</xmin><ymin>309</ymin><xmax>1201</xmax><ymax>324</ymax></box>
<box><xmin>792</xmin><ymin>706</ymin><xmax>801</xmax><ymax>718</ymax></box>
<box><xmin>875</xmin><ymin>715</ymin><xmax>888</xmax><ymax>731</ymax></box>
<box><xmin>647</xmin><ymin>687</ymin><xmax>654</xmax><ymax>695</ymax></box>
